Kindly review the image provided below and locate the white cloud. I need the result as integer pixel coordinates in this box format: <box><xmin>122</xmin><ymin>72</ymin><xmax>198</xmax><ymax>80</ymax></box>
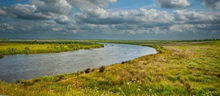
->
<box><xmin>68</xmin><ymin>0</ymin><xmax>117</xmax><ymax>10</ymax></box>
<box><xmin>1</xmin><ymin>0</ymin><xmax>117</xmax><ymax>24</ymax></box>
<box><xmin>173</xmin><ymin>10</ymin><xmax>219</xmax><ymax>25</ymax></box>
<box><xmin>155</xmin><ymin>0</ymin><xmax>190</xmax><ymax>8</ymax></box>
<box><xmin>30</xmin><ymin>0</ymin><xmax>72</xmax><ymax>15</ymax></box>
<box><xmin>1</xmin><ymin>0</ymin><xmax>220</xmax><ymax>40</ymax></box>
<box><xmin>1</xmin><ymin>0</ymin><xmax>72</xmax><ymax>24</ymax></box>
<box><xmin>55</xmin><ymin>15</ymin><xmax>70</xmax><ymax>24</ymax></box>
<box><xmin>174</xmin><ymin>10</ymin><xmax>210</xmax><ymax>21</ymax></box>
<box><xmin>75</xmin><ymin>8</ymin><xmax>173</xmax><ymax>24</ymax></box>
<box><xmin>9</xmin><ymin>4</ymin><xmax>52</xmax><ymax>20</ymax></box>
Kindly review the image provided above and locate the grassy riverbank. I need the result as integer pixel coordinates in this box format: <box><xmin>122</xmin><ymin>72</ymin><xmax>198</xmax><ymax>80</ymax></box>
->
<box><xmin>0</xmin><ymin>40</ymin><xmax>103</xmax><ymax>58</ymax></box>
<box><xmin>0</xmin><ymin>40</ymin><xmax>219</xmax><ymax>95</ymax></box>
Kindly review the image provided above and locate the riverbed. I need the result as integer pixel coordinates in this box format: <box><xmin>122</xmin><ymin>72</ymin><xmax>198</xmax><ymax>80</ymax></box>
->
<box><xmin>0</xmin><ymin>43</ymin><xmax>157</xmax><ymax>82</ymax></box>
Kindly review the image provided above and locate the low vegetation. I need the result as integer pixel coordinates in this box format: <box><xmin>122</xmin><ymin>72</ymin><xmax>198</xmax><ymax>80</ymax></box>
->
<box><xmin>0</xmin><ymin>40</ymin><xmax>103</xmax><ymax>58</ymax></box>
<box><xmin>0</xmin><ymin>40</ymin><xmax>219</xmax><ymax>95</ymax></box>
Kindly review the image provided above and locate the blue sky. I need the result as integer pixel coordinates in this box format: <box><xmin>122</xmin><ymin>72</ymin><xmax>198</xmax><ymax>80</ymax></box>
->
<box><xmin>0</xmin><ymin>0</ymin><xmax>28</xmax><ymax>6</ymax></box>
<box><xmin>0</xmin><ymin>0</ymin><xmax>219</xmax><ymax>40</ymax></box>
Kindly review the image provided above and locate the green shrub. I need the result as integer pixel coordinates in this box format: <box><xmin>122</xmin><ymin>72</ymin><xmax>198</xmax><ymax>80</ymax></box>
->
<box><xmin>41</xmin><ymin>76</ymin><xmax>53</xmax><ymax>82</ymax></box>
<box><xmin>54</xmin><ymin>75</ymin><xmax>65</xmax><ymax>82</ymax></box>
<box><xmin>33</xmin><ymin>79</ymin><xmax>41</xmax><ymax>83</ymax></box>
<box><xmin>99</xmin><ymin>66</ymin><xmax>106</xmax><ymax>72</ymax></box>
<box><xmin>15</xmin><ymin>79</ymin><xmax>25</xmax><ymax>84</ymax></box>
<box><xmin>24</xmin><ymin>47</ymin><xmax>30</xmax><ymax>50</ymax></box>
<box><xmin>84</xmin><ymin>68</ymin><xmax>91</xmax><ymax>73</ymax></box>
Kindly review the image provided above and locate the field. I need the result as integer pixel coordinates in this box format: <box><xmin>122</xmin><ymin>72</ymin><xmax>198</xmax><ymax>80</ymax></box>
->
<box><xmin>0</xmin><ymin>40</ymin><xmax>220</xmax><ymax>95</ymax></box>
<box><xmin>0</xmin><ymin>40</ymin><xmax>103</xmax><ymax>58</ymax></box>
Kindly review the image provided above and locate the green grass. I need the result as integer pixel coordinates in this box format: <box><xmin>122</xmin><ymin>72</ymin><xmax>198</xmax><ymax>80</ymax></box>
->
<box><xmin>0</xmin><ymin>40</ymin><xmax>219</xmax><ymax>95</ymax></box>
<box><xmin>0</xmin><ymin>40</ymin><xmax>103</xmax><ymax>58</ymax></box>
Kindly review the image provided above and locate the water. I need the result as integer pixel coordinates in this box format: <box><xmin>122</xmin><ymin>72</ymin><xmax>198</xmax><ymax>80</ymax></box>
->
<box><xmin>0</xmin><ymin>43</ymin><xmax>157</xmax><ymax>82</ymax></box>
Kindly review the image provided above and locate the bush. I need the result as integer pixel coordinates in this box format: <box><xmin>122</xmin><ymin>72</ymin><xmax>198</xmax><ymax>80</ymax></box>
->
<box><xmin>99</xmin><ymin>66</ymin><xmax>106</xmax><ymax>72</ymax></box>
<box><xmin>15</xmin><ymin>79</ymin><xmax>25</xmax><ymax>84</ymax></box>
<box><xmin>24</xmin><ymin>47</ymin><xmax>30</xmax><ymax>50</ymax></box>
<box><xmin>23</xmin><ymin>47</ymin><xmax>30</xmax><ymax>54</ymax></box>
<box><xmin>33</xmin><ymin>79</ymin><xmax>41</xmax><ymax>83</ymax></box>
<box><xmin>84</xmin><ymin>68</ymin><xmax>91</xmax><ymax>73</ymax></box>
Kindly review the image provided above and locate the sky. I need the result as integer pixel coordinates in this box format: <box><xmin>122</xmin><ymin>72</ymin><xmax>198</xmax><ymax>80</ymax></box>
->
<box><xmin>0</xmin><ymin>0</ymin><xmax>220</xmax><ymax>40</ymax></box>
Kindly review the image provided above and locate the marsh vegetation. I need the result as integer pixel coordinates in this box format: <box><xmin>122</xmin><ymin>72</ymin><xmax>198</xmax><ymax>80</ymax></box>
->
<box><xmin>0</xmin><ymin>40</ymin><xmax>103</xmax><ymax>58</ymax></box>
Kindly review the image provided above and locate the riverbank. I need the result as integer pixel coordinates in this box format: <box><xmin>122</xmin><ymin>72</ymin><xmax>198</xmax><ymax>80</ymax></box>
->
<box><xmin>0</xmin><ymin>43</ymin><xmax>156</xmax><ymax>82</ymax></box>
<box><xmin>0</xmin><ymin>40</ymin><xmax>219</xmax><ymax>95</ymax></box>
<box><xmin>0</xmin><ymin>40</ymin><xmax>103</xmax><ymax>58</ymax></box>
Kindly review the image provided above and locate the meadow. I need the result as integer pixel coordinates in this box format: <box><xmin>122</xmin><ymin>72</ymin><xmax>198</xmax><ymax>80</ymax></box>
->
<box><xmin>0</xmin><ymin>40</ymin><xmax>103</xmax><ymax>58</ymax></box>
<box><xmin>0</xmin><ymin>40</ymin><xmax>219</xmax><ymax>96</ymax></box>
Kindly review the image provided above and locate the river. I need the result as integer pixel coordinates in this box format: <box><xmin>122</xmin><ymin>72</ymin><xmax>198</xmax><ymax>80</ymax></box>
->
<box><xmin>0</xmin><ymin>43</ymin><xmax>157</xmax><ymax>82</ymax></box>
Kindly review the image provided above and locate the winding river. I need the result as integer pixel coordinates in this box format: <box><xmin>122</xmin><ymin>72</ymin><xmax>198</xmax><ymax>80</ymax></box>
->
<box><xmin>0</xmin><ymin>43</ymin><xmax>157</xmax><ymax>82</ymax></box>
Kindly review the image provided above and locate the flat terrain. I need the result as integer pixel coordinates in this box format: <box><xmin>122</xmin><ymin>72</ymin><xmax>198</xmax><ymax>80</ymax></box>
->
<box><xmin>0</xmin><ymin>40</ymin><xmax>219</xmax><ymax>95</ymax></box>
<box><xmin>0</xmin><ymin>40</ymin><xmax>103</xmax><ymax>58</ymax></box>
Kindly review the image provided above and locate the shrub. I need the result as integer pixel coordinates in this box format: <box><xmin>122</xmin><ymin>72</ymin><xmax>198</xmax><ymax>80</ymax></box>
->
<box><xmin>99</xmin><ymin>66</ymin><xmax>106</xmax><ymax>72</ymax></box>
<box><xmin>84</xmin><ymin>68</ymin><xmax>91</xmax><ymax>73</ymax></box>
<box><xmin>24</xmin><ymin>47</ymin><xmax>30</xmax><ymax>50</ymax></box>
<box><xmin>15</xmin><ymin>79</ymin><xmax>25</xmax><ymax>84</ymax></box>
<box><xmin>23</xmin><ymin>47</ymin><xmax>30</xmax><ymax>54</ymax></box>
<box><xmin>55</xmin><ymin>75</ymin><xmax>65</xmax><ymax>82</ymax></box>
<box><xmin>41</xmin><ymin>76</ymin><xmax>53</xmax><ymax>82</ymax></box>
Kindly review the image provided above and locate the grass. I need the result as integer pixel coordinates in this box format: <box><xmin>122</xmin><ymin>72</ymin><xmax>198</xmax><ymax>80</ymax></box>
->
<box><xmin>0</xmin><ymin>40</ymin><xmax>219</xmax><ymax>95</ymax></box>
<box><xmin>0</xmin><ymin>40</ymin><xmax>103</xmax><ymax>58</ymax></box>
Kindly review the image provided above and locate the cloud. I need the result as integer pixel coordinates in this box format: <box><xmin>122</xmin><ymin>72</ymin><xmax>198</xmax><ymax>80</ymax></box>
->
<box><xmin>68</xmin><ymin>0</ymin><xmax>117</xmax><ymax>10</ymax></box>
<box><xmin>201</xmin><ymin>0</ymin><xmax>220</xmax><ymax>9</ymax></box>
<box><xmin>0</xmin><ymin>0</ymin><xmax>117</xmax><ymax>24</ymax></box>
<box><xmin>173</xmin><ymin>10</ymin><xmax>213</xmax><ymax>21</ymax></box>
<box><xmin>55</xmin><ymin>15</ymin><xmax>70</xmax><ymax>24</ymax></box>
<box><xmin>0</xmin><ymin>23</ymin><xmax>15</xmax><ymax>32</ymax></box>
<box><xmin>1</xmin><ymin>0</ymin><xmax>72</xmax><ymax>24</ymax></box>
<box><xmin>173</xmin><ymin>10</ymin><xmax>220</xmax><ymax>25</ymax></box>
<box><xmin>0</xmin><ymin>7</ymin><xmax>7</xmax><ymax>15</ymax></box>
<box><xmin>30</xmin><ymin>0</ymin><xmax>72</xmax><ymax>15</ymax></box>
<box><xmin>8</xmin><ymin>4</ymin><xmax>52</xmax><ymax>20</ymax></box>
<box><xmin>194</xmin><ymin>24</ymin><xmax>220</xmax><ymax>31</ymax></box>
<box><xmin>0</xmin><ymin>0</ymin><xmax>219</xmax><ymax>40</ymax></box>
<box><xmin>75</xmin><ymin>8</ymin><xmax>173</xmax><ymax>24</ymax></box>
<box><xmin>2</xmin><ymin>5</ymin><xmax>219</xmax><ymax>37</ymax></box>
<box><xmin>155</xmin><ymin>0</ymin><xmax>190</xmax><ymax>8</ymax></box>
